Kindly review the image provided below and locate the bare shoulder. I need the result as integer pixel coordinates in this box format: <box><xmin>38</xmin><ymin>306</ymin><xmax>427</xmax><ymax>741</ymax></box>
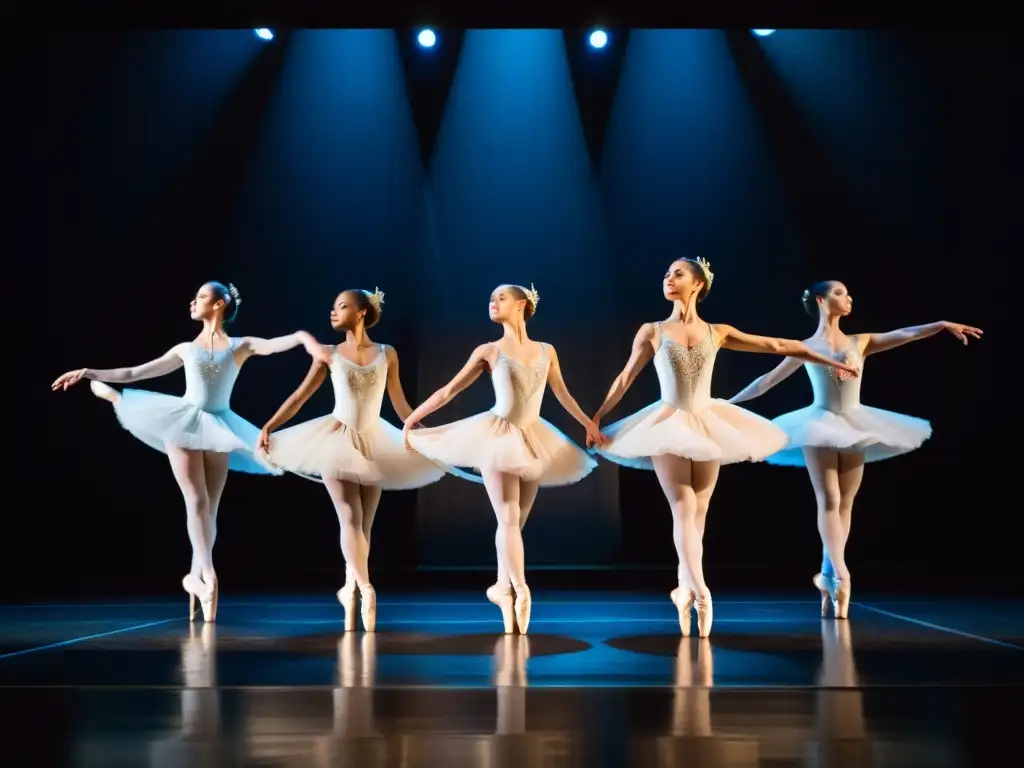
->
<box><xmin>382</xmin><ymin>343</ymin><xmax>398</xmax><ymax>359</ymax></box>
<box><xmin>708</xmin><ymin>322</ymin><xmax>735</xmax><ymax>345</ymax></box>
<box><xmin>472</xmin><ymin>342</ymin><xmax>499</xmax><ymax>365</ymax></box>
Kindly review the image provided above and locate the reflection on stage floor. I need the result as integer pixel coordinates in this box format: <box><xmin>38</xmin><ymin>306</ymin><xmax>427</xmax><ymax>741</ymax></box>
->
<box><xmin>2</xmin><ymin>592</ymin><xmax>1020</xmax><ymax>766</ymax></box>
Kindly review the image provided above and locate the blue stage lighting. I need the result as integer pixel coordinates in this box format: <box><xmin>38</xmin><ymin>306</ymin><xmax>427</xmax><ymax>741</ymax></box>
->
<box><xmin>751</xmin><ymin>29</ymin><xmax>776</xmax><ymax>37</ymax></box>
<box><xmin>254</xmin><ymin>28</ymin><xmax>274</xmax><ymax>41</ymax></box>
<box><xmin>417</xmin><ymin>29</ymin><xmax>436</xmax><ymax>48</ymax></box>
<box><xmin>589</xmin><ymin>29</ymin><xmax>608</xmax><ymax>49</ymax></box>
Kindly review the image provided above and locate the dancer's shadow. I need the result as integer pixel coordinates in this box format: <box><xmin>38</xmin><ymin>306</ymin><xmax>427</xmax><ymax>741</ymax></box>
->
<box><xmin>149</xmin><ymin>624</ymin><xmax>223</xmax><ymax>767</ymax></box>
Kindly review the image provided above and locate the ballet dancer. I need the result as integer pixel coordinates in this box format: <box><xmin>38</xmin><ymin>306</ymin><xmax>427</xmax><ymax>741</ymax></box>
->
<box><xmin>728</xmin><ymin>280</ymin><xmax>982</xmax><ymax>618</ymax></box>
<box><xmin>401</xmin><ymin>283</ymin><xmax>606</xmax><ymax>635</ymax></box>
<box><xmin>590</xmin><ymin>259</ymin><xmax>860</xmax><ymax>638</ymax></box>
<box><xmin>256</xmin><ymin>288</ymin><xmax>446</xmax><ymax>632</ymax></box>
<box><xmin>51</xmin><ymin>281</ymin><xmax>332</xmax><ymax>622</ymax></box>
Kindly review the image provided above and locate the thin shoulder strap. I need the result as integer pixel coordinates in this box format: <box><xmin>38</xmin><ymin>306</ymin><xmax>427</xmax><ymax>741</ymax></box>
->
<box><xmin>653</xmin><ymin>321</ymin><xmax>664</xmax><ymax>352</ymax></box>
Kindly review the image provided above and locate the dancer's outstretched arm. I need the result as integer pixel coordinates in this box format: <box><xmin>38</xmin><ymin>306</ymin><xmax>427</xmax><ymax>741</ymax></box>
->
<box><xmin>402</xmin><ymin>343</ymin><xmax>491</xmax><ymax>446</ymax></box>
<box><xmin>51</xmin><ymin>344</ymin><xmax>188</xmax><ymax>391</ymax></box>
<box><xmin>728</xmin><ymin>357</ymin><xmax>804</xmax><ymax>405</ymax></box>
<box><xmin>592</xmin><ymin>323</ymin><xmax>656</xmax><ymax>425</ymax></box>
<box><xmin>384</xmin><ymin>346</ymin><xmax>415</xmax><ymax>422</ymax></box>
<box><xmin>545</xmin><ymin>344</ymin><xmax>608</xmax><ymax>447</ymax></box>
<box><xmin>715</xmin><ymin>325</ymin><xmax>861</xmax><ymax>375</ymax></box>
<box><xmin>860</xmin><ymin>321</ymin><xmax>982</xmax><ymax>357</ymax></box>
<box><xmin>258</xmin><ymin>357</ymin><xmax>331</xmax><ymax>451</ymax></box>
<box><xmin>238</xmin><ymin>331</ymin><xmax>333</xmax><ymax>364</ymax></box>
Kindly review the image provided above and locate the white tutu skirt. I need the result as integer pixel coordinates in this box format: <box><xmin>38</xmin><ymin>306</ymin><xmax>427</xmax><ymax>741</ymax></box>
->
<box><xmin>767</xmin><ymin>404</ymin><xmax>932</xmax><ymax>466</ymax></box>
<box><xmin>407</xmin><ymin>412</ymin><xmax>596</xmax><ymax>487</ymax></box>
<box><xmin>111</xmin><ymin>389</ymin><xmax>280</xmax><ymax>475</ymax></box>
<box><xmin>596</xmin><ymin>400</ymin><xmax>789</xmax><ymax>469</ymax></box>
<box><xmin>266</xmin><ymin>416</ymin><xmax>446</xmax><ymax>490</ymax></box>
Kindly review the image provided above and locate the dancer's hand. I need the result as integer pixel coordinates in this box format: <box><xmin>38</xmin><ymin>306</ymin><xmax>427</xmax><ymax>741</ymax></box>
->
<box><xmin>942</xmin><ymin>321</ymin><xmax>983</xmax><ymax>345</ymax></box>
<box><xmin>297</xmin><ymin>332</ymin><xmax>334</xmax><ymax>365</ymax></box>
<box><xmin>402</xmin><ymin>421</ymin><xmax>421</xmax><ymax>451</ymax></box>
<box><xmin>256</xmin><ymin>427</ymin><xmax>273</xmax><ymax>454</ymax></box>
<box><xmin>584</xmin><ymin>419</ymin><xmax>609</xmax><ymax>449</ymax></box>
<box><xmin>833</xmin><ymin>360</ymin><xmax>860</xmax><ymax>380</ymax></box>
<box><xmin>52</xmin><ymin>368</ymin><xmax>87</xmax><ymax>391</ymax></box>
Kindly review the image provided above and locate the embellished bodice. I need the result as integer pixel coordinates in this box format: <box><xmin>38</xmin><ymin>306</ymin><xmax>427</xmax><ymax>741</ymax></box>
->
<box><xmin>183</xmin><ymin>340</ymin><xmax>241</xmax><ymax>413</ymax></box>
<box><xmin>490</xmin><ymin>344</ymin><xmax>550</xmax><ymax>428</ymax></box>
<box><xmin>653</xmin><ymin>323</ymin><xmax>717</xmax><ymax>412</ymax></box>
<box><xmin>330</xmin><ymin>346</ymin><xmax>389</xmax><ymax>432</ymax></box>
<box><xmin>805</xmin><ymin>345</ymin><xmax>863</xmax><ymax>414</ymax></box>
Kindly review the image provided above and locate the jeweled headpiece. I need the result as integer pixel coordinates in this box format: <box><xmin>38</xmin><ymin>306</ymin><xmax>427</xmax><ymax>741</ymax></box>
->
<box><xmin>365</xmin><ymin>287</ymin><xmax>384</xmax><ymax>312</ymax></box>
<box><xmin>523</xmin><ymin>283</ymin><xmax>539</xmax><ymax>313</ymax></box>
<box><xmin>227</xmin><ymin>283</ymin><xmax>242</xmax><ymax>306</ymax></box>
<box><xmin>693</xmin><ymin>257</ymin><xmax>714</xmax><ymax>291</ymax></box>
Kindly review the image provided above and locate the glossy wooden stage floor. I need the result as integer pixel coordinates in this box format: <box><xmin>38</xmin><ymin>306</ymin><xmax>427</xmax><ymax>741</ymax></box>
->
<box><xmin>2</xmin><ymin>591</ymin><xmax>1022</xmax><ymax>766</ymax></box>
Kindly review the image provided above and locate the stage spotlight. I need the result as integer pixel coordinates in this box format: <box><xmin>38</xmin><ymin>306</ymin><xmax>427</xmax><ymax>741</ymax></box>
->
<box><xmin>589</xmin><ymin>29</ymin><xmax>608</xmax><ymax>49</ymax></box>
<box><xmin>254</xmin><ymin>28</ymin><xmax>274</xmax><ymax>41</ymax></box>
<box><xmin>751</xmin><ymin>29</ymin><xmax>776</xmax><ymax>37</ymax></box>
<box><xmin>417</xmin><ymin>29</ymin><xmax>436</xmax><ymax>48</ymax></box>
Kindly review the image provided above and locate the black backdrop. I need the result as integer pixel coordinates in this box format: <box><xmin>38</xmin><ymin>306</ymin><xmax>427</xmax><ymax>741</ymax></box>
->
<box><xmin>29</xmin><ymin>29</ymin><xmax>1004</xmax><ymax>600</ymax></box>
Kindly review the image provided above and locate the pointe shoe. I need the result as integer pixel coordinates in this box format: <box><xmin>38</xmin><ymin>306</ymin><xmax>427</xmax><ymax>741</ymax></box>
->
<box><xmin>513</xmin><ymin>586</ymin><xmax>532</xmax><ymax>636</ymax></box>
<box><xmin>695</xmin><ymin>593</ymin><xmax>713</xmax><ymax>638</ymax></box>
<box><xmin>670</xmin><ymin>587</ymin><xmax>696</xmax><ymax>637</ymax></box>
<box><xmin>813</xmin><ymin>572</ymin><xmax>839</xmax><ymax>618</ymax></box>
<box><xmin>487</xmin><ymin>584</ymin><xmax>516</xmax><ymax>634</ymax></box>
<box><xmin>360</xmin><ymin>586</ymin><xmax>377</xmax><ymax>633</ymax></box>
<box><xmin>182</xmin><ymin>574</ymin><xmax>217</xmax><ymax>623</ymax></box>
<box><xmin>834</xmin><ymin>578</ymin><xmax>851</xmax><ymax>620</ymax></box>
<box><xmin>89</xmin><ymin>380</ymin><xmax>120</xmax><ymax>403</ymax></box>
<box><xmin>337</xmin><ymin>584</ymin><xmax>358</xmax><ymax>632</ymax></box>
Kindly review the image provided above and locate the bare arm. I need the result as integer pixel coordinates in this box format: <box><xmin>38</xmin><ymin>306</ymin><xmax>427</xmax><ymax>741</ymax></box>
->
<box><xmin>384</xmin><ymin>345</ymin><xmax>415</xmax><ymax>422</ymax></box>
<box><xmin>593</xmin><ymin>323</ymin><xmax>656</xmax><ymax>423</ymax></box>
<box><xmin>238</xmin><ymin>331</ymin><xmax>332</xmax><ymax>364</ymax></box>
<box><xmin>75</xmin><ymin>344</ymin><xmax>187</xmax><ymax>385</ymax></box>
<box><xmin>715</xmin><ymin>324</ymin><xmax>860</xmax><ymax>376</ymax></box>
<box><xmin>861</xmin><ymin>321</ymin><xmax>983</xmax><ymax>357</ymax></box>
<box><xmin>728</xmin><ymin>356</ymin><xmax>804</xmax><ymax>405</ymax></box>
<box><xmin>404</xmin><ymin>344</ymin><xmax>492</xmax><ymax>427</ymax></box>
<box><xmin>545</xmin><ymin>344</ymin><xmax>598</xmax><ymax>429</ymax></box>
<box><xmin>261</xmin><ymin>357</ymin><xmax>330</xmax><ymax>433</ymax></box>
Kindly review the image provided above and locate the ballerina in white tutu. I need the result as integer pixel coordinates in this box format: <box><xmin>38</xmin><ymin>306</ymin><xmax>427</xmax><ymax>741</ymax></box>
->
<box><xmin>729</xmin><ymin>280</ymin><xmax>982</xmax><ymax>619</ymax></box>
<box><xmin>256</xmin><ymin>288</ymin><xmax>446</xmax><ymax>632</ymax></box>
<box><xmin>51</xmin><ymin>281</ymin><xmax>332</xmax><ymax>622</ymax></box>
<box><xmin>590</xmin><ymin>259</ymin><xmax>860</xmax><ymax>638</ymax></box>
<box><xmin>401</xmin><ymin>283</ymin><xmax>607</xmax><ymax>635</ymax></box>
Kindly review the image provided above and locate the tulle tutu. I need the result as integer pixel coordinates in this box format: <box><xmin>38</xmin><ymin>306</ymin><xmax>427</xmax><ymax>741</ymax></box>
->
<box><xmin>596</xmin><ymin>400</ymin><xmax>789</xmax><ymax>469</ymax></box>
<box><xmin>266</xmin><ymin>415</ymin><xmax>446</xmax><ymax>490</ymax></box>
<box><xmin>408</xmin><ymin>412</ymin><xmax>596</xmax><ymax>487</ymax></box>
<box><xmin>111</xmin><ymin>389</ymin><xmax>279</xmax><ymax>475</ymax></box>
<box><xmin>766</xmin><ymin>404</ymin><xmax>932</xmax><ymax>466</ymax></box>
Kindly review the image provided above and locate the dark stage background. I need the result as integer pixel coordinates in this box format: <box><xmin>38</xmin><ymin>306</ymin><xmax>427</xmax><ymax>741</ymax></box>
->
<box><xmin>34</xmin><ymin>29</ymin><xmax>1004</xmax><ymax>601</ymax></box>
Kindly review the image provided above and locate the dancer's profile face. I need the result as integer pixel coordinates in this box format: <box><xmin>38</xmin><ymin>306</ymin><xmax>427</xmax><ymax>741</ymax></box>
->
<box><xmin>819</xmin><ymin>282</ymin><xmax>853</xmax><ymax>317</ymax></box>
<box><xmin>663</xmin><ymin>261</ymin><xmax>704</xmax><ymax>301</ymax></box>
<box><xmin>190</xmin><ymin>284</ymin><xmax>224</xmax><ymax>321</ymax></box>
<box><xmin>488</xmin><ymin>285</ymin><xmax>524</xmax><ymax>323</ymax></box>
<box><xmin>330</xmin><ymin>291</ymin><xmax>363</xmax><ymax>331</ymax></box>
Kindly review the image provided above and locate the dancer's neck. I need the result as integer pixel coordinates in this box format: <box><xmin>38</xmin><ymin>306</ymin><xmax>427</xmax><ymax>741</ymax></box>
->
<box><xmin>668</xmin><ymin>297</ymin><xmax>701</xmax><ymax>324</ymax></box>
<box><xmin>344</xmin><ymin>325</ymin><xmax>371</xmax><ymax>346</ymax></box>
<box><xmin>502</xmin><ymin>321</ymin><xmax>529</xmax><ymax>345</ymax></box>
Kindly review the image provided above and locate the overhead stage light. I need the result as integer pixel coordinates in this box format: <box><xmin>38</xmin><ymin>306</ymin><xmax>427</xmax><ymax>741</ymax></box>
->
<box><xmin>254</xmin><ymin>28</ymin><xmax>274</xmax><ymax>41</ymax></box>
<box><xmin>417</xmin><ymin>29</ymin><xmax>436</xmax><ymax>48</ymax></box>
<box><xmin>751</xmin><ymin>29</ymin><xmax>776</xmax><ymax>37</ymax></box>
<box><xmin>589</xmin><ymin>29</ymin><xmax>609</xmax><ymax>49</ymax></box>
